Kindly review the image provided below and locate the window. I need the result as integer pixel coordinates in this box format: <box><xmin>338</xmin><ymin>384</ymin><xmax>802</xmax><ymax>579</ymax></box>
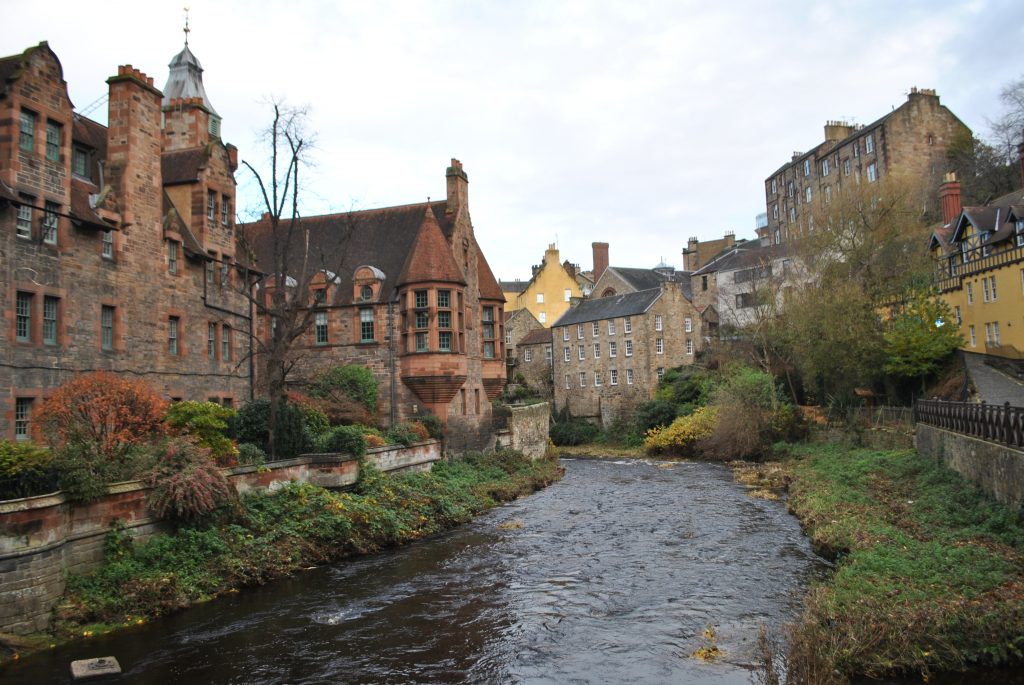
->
<box><xmin>415</xmin><ymin>311</ymin><xmax>429</xmax><ymax>329</ymax></box>
<box><xmin>565</xmin><ymin>375</ymin><xmax>571</xmax><ymax>390</ymax></box>
<box><xmin>609</xmin><ymin>341</ymin><xmax>617</xmax><ymax>357</ymax></box>
<box><xmin>207</xmin><ymin>190</ymin><xmax>216</xmax><ymax>220</ymax></box>
<box><xmin>867</xmin><ymin>163</ymin><xmax>877</xmax><ymax>183</ymax></box>
<box><xmin>608</xmin><ymin>320</ymin><xmax>616</xmax><ymax>335</ymax></box>
<box><xmin>771</xmin><ymin>179</ymin><xmax>777</xmax><ymax>194</ymax></box>
<box><xmin>221</xmin><ymin>260</ymin><xmax>230</xmax><ymax>287</ymax></box>
<box><xmin>772</xmin><ymin>203</ymin><xmax>779</xmax><ymax>219</ymax></box>
<box><xmin>438</xmin><ymin>311</ymin><xmax>452</xmax><ymax>330</ymax></box>
<box><xmin>736</xmin><ymin>293</ymin><xmax>756</xmax><ymax>308</ymax></box>
<box><xmin>221</xmin><ymin>194</ymin><xmax>230</xmax><ymax>225</ymax></box>
<box><xmin>208</xmin><ymin>323</ymin><xmax>217</xmax><ymax>358</ymax></box>
<box><xmin>625</xmin><ymin>340</ymin><xmax>633</xmax><ymax>357</ymax></box>
<box><xmin>564</xmin><ymin>347</ymin><xmax>570</xmax><ymax>362</ymax></box>
<box><xmin>579</xmin><ymin>372</ymin><xmax>586</xmax><ymax>388</ymax></box>
<box><xmin>439</xmin><ymin>331</ymin><xmax>452</xmax><ymax>352</ymax></box>
<box><xmin>16</xmin><ymin>199</ymin><xmax>32</xmax><ymax>238</ymax></box>
<box><xmin>594</xmin><ymin>371</ymin><xmax>602</xmax><ymax>387</ymax></box>
<box><xmin>592</xmin><ymin>322</ymin><xmax>599</xmax><ymax>337</ymax></box>
<box><xmin>656</xmin><ymin>338</ymin><xmax>664</xmax><ymax>354</ymax></box>
<box><xmin>624</xmin><ymin>317</ymin><xmax>632</xmax><ymax>334</ymax></box>
<box><xmin>101</xmin><ymin>306</ymin><xmax>114</xmax><ymax>350</ymax></box>
<box><xmin>822</xmin><ymin>159</ymin><xmax>830</xmax><ymax>176</ymax></box>
<box><xmin>967</xmin><ymin>282</ymin><xmax>974</xmax><ymax>304</ymax></box>
<box><xmin>853</xmin><ymin>141</ymin><xmax>860</xmax><ymax>158</ymax></box>
<box><xmin>545</xmin><ymin>345</ymin><xmax>552</xmax><ymax>363</ymax></box>
<box><xmin>789</xmin><ymin>207</ymin><xmax>796</xmax><ymax>222</ymax></box>
<box><xmin>438</xmin><ymin>290</ymin><xmax>451</xmax><ymax>308</ymax></box>
<box><xmin>578</xmin><ymin>345</ymin><xmax>585</xmax><ymax>360</ymax></box>
<box><xmin>865</xmin><ymin>134</ymin><xmax>874</xmax><ymax>153</ymax></box>
<box><xmin>626</xmin><ymin>369</ymin><xmax>634</xmax><ymax>385</ymax></box>
<box><xmin>983</xmin><ymin>278</ymin><xmax>991</xmax><ymax>303</ymax></box>
<box><xmin>787</xmin><ymin>181</ymin><xmax>795</xmax><ymax>197</ymax></box>
<box><xmin>994</xmin><ymin>322</ymin><xmax>1001</xmax><ymax>345</ymax></box>
<box><xmin>701</xmin><ymin>275</ymin><xmax>708</xmax><ymax>291</ymax></box>
<box><xmin>989</xmin><ymin>276</ymin><xmax>997</xmax><ymax>301</ymax></box>
<box><xmin>824</xmin><ymin>185</ymin><xmax>832</xmax><ymax>203</ymax></box>
<box><xmin>655</xmin><ymin>315</ymin><xmax>663</xmax><ymax>331</ymax></box>
<box><xmin>686</xmin><ymin>339</ymin><xmax>694</xmax><ymax>355</ymax></box>
<box><xmin>805</xmin><ymin>186</ymin><xmax>812</xmax><ymax>202</ymax></box>
<box><xmin>577</xmin><ymin>324</ymin><xmax>584</xmax><ymax>339</ymax></box>
<box><xmin>657</xmin><ymin>367</ymin><xmax>665</xmax><ymax>382</ymax></box>
<box><xmin>539</xmin><ymin>312</ymin><xmax>547</xmax><ymax>324</ymax></box>
<box><xmin>505</xmin><ymin>330</ymin><xmax>512</xmax><ymax>345</ymax></box>
<box><xmin>563</xmin><ymin>327</ymin><xmax>570</xmax><ymax>341</ymax></box>
<box><xmin>482</xmin><ymin>306</ymin><xmax>495</xmax><ymax>358</ymax></box>
<box><xmin>168</xmin><ymin>316</ymin><xmax>180</xmax><ymax>355</ymax></box>
<box><xmin>954</xmin><ymin>306</ymin><xmax>961</xmax><ymax>326</ymax></box>
<box><xmin>414</xmin><ymin>290</ymin><xmax>428</xmax><ymax>308</ymax></box>
<box><xmin>41</xmin><ymin>295</ymin><xmax>59</xmax><ymax>345</ymax></box>
<box><xmin>984</xmin><ymin>323</ymin><xmax>992</xmax><ymax>345</ymax></box>
<box><xmin>564</xmin><ymin>289</ymin><xmax>572</xmax><ymax>302</ymax></box>
<box><xmin>42</xmin><ymin>202</ymin><xmax>58</xmax><ymax>244</ymax></box>
<box><xmin>15</xmin><ymin>398</ymin><xmax>32</xmax><ymax>441</ymax></box>
<box><xmin>102</xmin><ymin>231</ymin><xmax>114</xmax><ymax>259</ymax></box>
<box><xmin>610</xmin><ymin>369</ymin><xmax>618</xmax><ymax>386</ymax></box>
<box><xmin>803</xmin><ymin>159</ymin><xmax>810</xmax><ymax>176</ymax></box>
<box><xmin>16</xmin><ymin>292</ymin><xmax>32</xmax><ymax>342</ymax></box>
<box><xmin>843</xmin><ymin>159</ymin><xmax>851</xmax><ymax>176</ymax></box>
<box><xmin>684</xmin><ymin>318</ymin><xmax>692</xmax><ymax>333</ymax></box>
<box><xmin>72</xmin><ymin>146</ymin><xmax>89</xmax><ymax>177</ymax></box>
<box><xmin>222</xmin><ymin>325</ymin><xmax>231</xmax><ymax>360</ymax></box>
<box><xmin>168</xmin><ymin>241</ymin><xmax>178</xmax><ymax>274</ymax></box>
<box><xmin>46</xmin><ymin>121</ymin><xmax>60</xmax><ymax>161</ymax></box>
<box><xmin>19</xmin><ymin>110</ymin><xmax>36</xmax><ymax>151</ymax></box>
<box><xmin>969</xmin><ymin>325</ymin><xmax>976</xmax><ymax>347</ymax></box>
<box><xmin>416</xmin><ymin>332</ymin><xmax>428</xmax><ymax>352</ymax></box>
<box><xmin>206</xmin><ymin>259</ymin><xmax>215</xmax><ymax>283</ymax></box>
<box><xmin>315</xmin><ymin>311</ymin><xmax>328</xmax><ymax>345</ymax></box>
<box><xmin>537</xmin><ymin>293</ymin><xmax>544</xmax><ymax>304</ymax></box>
<box><xmin>524</xmin><ymin>348</ymin><xmax>533</xmax><ymax>362</ymax></box>
<box><xmin>774</xmin><ymin>229</ymin><xmax>781</xmax><ymax>245</ymax></box>
<box><xmin>593</xmin><ymin>343</ymin><xmax>600</xmax><ymax>359</ymax></box>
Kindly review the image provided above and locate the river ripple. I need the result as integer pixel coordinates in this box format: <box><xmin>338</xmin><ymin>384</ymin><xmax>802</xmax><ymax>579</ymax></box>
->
<box><xmin>2</xmin><ymin>458</ymin><xmax>827</xmax><ymax>684</ymax></box>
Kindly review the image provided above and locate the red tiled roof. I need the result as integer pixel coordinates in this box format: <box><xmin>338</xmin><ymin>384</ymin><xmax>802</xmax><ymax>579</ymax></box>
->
<box><xmin>68</xmin><ymin>178</ymin><xmax>108</xmax><ymax>228</ymax></box>
<box><xmin>476</xmin><ymin>241</ymin><xmax>505</xmax><ymax>301</ymax></box>
<box><xmin>397</xmin><ymin>205</ymin><xmax>466</xmax><ymax>286</ymax></box>
<box><xmin>162</xmin><ymin>148</ymin><xmax>208</xmax><ymax>185</ymax></box>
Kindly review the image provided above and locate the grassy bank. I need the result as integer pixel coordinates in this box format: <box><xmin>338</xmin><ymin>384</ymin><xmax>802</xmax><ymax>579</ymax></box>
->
<box><xmin>777</xmin><ymin>442</ymin><xmax>1024</xmax><ymax>682</ymax></box>
<box><xmin>45</xmin><ymin>450</ymin><xmax>562</xmax><ymax>644</ymax></box>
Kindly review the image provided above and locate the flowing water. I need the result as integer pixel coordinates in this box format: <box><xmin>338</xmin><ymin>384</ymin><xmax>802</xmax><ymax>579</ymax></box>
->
<box><xmin>3</xmin><ymin>458</ymin><xmax>828</xmax><ymax>684</ymax></box>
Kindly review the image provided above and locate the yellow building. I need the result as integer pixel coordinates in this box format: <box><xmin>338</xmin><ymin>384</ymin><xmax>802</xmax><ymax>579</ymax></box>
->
<box><xmin>930</xmin><ymin>178</ymin><xmax>1024</xmax><ymax>359</ymax></box>
<box><xmin>499</xmin><ymin>244</ymin><xmax>593</xmax><ymax>327</ymax></box>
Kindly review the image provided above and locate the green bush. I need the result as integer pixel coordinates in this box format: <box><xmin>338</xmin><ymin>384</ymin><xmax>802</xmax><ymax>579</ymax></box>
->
<box><xmin>56</xmin><ymin>443</ymin><xmax>157</xmax><ymax>504</ymax></box>
<box><xmin>634</xmin><ymin>399</ymin><xmax>678</xmax><ymax>433</ymax></box>
<box><xmin>418</xmin><ymin>414</ymin><xmax>443</xmax><ymax>440</ymax></box>
<box><xmin>236</xmin><ymin>443</ymin><xmax>267</xmax><ymax>466</ymax></box>
<box><xmin>386</xmin><ymin>421</ymin><xmax>430</xmax><ymax>447</ymax></box>
<box><xmin>166</xmin><ymin>401</ymin><xmax>238</xmax><ymax>465</ymax></box>
<box><xmin>146</xmin><ymin>438</ymin><xmax>237</xmax><ymax>524</ymax></box>
<box><xmin>550</xmin><ymin>417</ymin><xmax>600</xmax><ymax>446</ymax></box>
<box><xmin>315</xmin><ymin>425</ymin><xmax>368</xmax><ymax>457</ymax></box>
<box><xmin>229</xmin><ymin>400</ymin><xmax>311</xmax><ymax>459</ymax></box>
<box><xmin>0</xmin><ymin>440</ymin><xmax>57</xmax><ymax>500</ymax></box>
<box><xmin>308</xmin><ymin>365</ymin><xmax>378</xmax><ymax>412</ymax></box>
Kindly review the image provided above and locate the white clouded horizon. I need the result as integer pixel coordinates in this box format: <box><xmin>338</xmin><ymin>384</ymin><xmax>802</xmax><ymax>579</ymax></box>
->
<box><xmin>4</xmin><ymin>0</ymin><xmax>1021</xmax><ymax>281</ymax></box>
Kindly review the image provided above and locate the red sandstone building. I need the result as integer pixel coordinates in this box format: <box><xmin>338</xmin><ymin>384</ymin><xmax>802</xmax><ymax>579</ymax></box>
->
<box><xmin>1</xmin><ymin>41</ymin><xmax>249</xmax><ymax>440</ymax></box>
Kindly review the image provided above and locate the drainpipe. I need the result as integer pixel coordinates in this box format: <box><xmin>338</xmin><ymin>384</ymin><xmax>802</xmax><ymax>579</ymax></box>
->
<box><xmin>388</xmin><ymin>299</ymin><xmax>397</xmax><ymax>427</ymax></box>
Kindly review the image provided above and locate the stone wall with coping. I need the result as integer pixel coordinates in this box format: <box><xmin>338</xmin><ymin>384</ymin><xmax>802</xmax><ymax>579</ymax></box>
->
<box><xmin>499</xmin><ymin>402</ymin><xmax>550</xmax><ymax>459</ymax></box>
<box><xmin>915</xmin><ymin>424</ymin><xmax>1024</xmax><ymax>509</ymax></box>
<box><xmin>0</xmin><ymin>440</ymin><xmax>439</xmax><ymax>635</ymax></box>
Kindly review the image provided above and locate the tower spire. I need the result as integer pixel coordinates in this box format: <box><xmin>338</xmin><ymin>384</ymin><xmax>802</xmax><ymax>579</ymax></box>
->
<box><xmin>183</xmin><ymin>7</ymin><xmax>191</xmax><ymax>45</ymax></box>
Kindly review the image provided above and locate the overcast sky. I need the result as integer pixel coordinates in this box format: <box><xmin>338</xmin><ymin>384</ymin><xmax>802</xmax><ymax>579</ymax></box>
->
<box><xmin>4</xmin><ymin>1</ymin><xmax>1022</xmax><ymax>280</ymax></box>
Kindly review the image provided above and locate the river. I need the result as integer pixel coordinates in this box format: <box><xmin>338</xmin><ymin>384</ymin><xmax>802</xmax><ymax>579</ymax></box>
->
<box><xmin>2</xmin><ymin>458</ymin><xmax>827</xmax><ymax>684</ymax></box>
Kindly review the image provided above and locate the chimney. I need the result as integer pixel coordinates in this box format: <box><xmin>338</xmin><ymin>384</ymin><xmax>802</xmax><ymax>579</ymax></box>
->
<box><xmin>106</xmin><ymin>65</ymin><xmax>163</xmax><ymax>228</ymax></box>
<box><xmin>724</xmin><ymin>231</ymin><xmax>735</xmax><ymax>249</ymax></box>
<box><xmin>592</xmin><ymin>242</ymin><xmax>609</xmax><ymax>282</ymax></box>
<box><xmin>938</xmin><ymin>172</ymin><xmax>962</xmax><ymax>226</ymax></box>
<box><xmin>446</xmin><ymin>158</ymin><xmax>468</xmax><ymax>215</ymax></box>
<box><xmin>226</xmin><ymin>143</ymin><xmax>238</xmax><ymax>171</ymax></box>
<box><xmin>823</xmin><ymin>120</ymin><xmax>854</xmax><ymax>143</ymax></box>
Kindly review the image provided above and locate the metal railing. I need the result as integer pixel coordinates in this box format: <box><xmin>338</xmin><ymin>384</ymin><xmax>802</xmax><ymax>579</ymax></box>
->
<box><xmin>914</xmin><ymin>399</ymin><xmax>1024</xmax><ymax>448</ymax></box>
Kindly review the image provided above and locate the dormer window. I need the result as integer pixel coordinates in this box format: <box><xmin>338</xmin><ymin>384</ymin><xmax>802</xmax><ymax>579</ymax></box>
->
<box><xmin>72</xmin><ymin>146</ymin><xmax>89</xmax><ymax>177</ymax></box>
<box><xmin>360</xmin><ymin>285</ymin><xmax>373</xmax><ymax>301</ymax></box>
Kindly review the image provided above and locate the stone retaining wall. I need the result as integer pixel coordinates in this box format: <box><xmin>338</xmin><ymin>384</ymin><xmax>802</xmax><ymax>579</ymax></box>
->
<box><xmin>915</xmin><ymin>424</ymin><xmax>1024</xmax><ymax>510</ymax></box>
<box><xmin>0</xmin><ymin>441</ymin><xmax>439</xmax><ymax>635</ymax></box>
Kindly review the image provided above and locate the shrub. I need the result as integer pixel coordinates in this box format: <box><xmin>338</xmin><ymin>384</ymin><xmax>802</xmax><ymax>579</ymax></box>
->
<box><xmin>385</xmin><ymin>421</ymin><xmax>430</xmax><ymax>447</ymax></box>
<box><xmin>35</xmin><ymin>372</ymin><xmax>167</xmax><ymax>461</ymax></box>
<box><xmin>634</xmin><ymin>399</ymin><xmax>678</xmax><ymax>433</ymax></box>
<box><xmin>229</xmin><ymin>400</ymin><xmax>311</xmax><ymax>459</ymax></box>
<box><xmin>146</xmin><ymin>438</ymin><xmax>237</xmax><ymax>524</ymax></box>
<box><xmin>418</xmin><ymin>414</ymin><xmax>443</xmax><ymax>440</ymax></box>
<box><xmin>166</xmin><ymin>401</ymin><xmax>238</xmax><ymax>466</ymax></box>
<box><xmin>550</xmin><ymin>416</ymin><xmax>601</xmax><ymax>446</ymax></box>
<box><xmin>56</xmin><ymin>443</ymin><xmax>158</xmax><ymax>504</ymax></box>
<box><xmin>308</xmin><ymin>365</ymin><xmax>379</xmax><ymax>420</ymax></box>
<box><xmin>0</xmin><ymin>440</ymin><xmax>57</xmax><ymax>500</ymax></box>
<box><xmin>236</xmin><ymin>443</ymin><xmax>267</xmax><ymax>466</ymax></box>
<box><xmin>643</xmin><ymin>406</ymin><xmax>718</xmax><ymax>456</ymax></box>
<box><xmin>701</xmin><ymin>365</ymin><xmax>799</xmax><ymax>461</ymax></box>
<box><xmin>315</xmin><ymin>425</ymin><xmax>368</xmax><ymax>457</ymax></box>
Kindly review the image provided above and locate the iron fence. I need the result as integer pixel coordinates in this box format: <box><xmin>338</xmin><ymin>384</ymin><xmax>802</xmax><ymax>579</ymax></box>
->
<box><xmin>914</xmin><ymin>399</ymin><xmax>1024</xmax><ymax>449</ymax></box>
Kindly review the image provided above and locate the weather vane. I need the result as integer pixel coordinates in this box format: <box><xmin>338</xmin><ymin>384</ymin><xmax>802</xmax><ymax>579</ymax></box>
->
<box><xmin>183</xmin><ymin>7</ymin><xmax>191</xmax><ymax>45</ymax></box>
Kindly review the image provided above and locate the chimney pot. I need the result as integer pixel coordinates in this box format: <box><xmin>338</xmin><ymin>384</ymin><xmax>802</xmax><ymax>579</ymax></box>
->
<box><xmin>592</xmin><ymin>242</ymin><xmax>609</xmax><ymax>282</ymax></box>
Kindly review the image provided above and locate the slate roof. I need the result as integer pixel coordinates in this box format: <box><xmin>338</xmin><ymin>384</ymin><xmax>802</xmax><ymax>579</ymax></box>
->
<box><xmin>552</xmin><ymin>288</ymin><xmax>662</xmax><ymax>328</ymax></box>
<box><xmin>607</xmin><ymin>266</ymin><xmax>693</xmax><ymax>300</ymax></box>
<box><xmin>947</xmin><ymin>188</ymin><xmax>1024</xmax><ymax>251</ymax></box>
<box><xmin>71</xmin><ymin>115</ymin><xmax>108</xmax><ymax>186</ymax></box>
<box><xmin>68</xmin><ymin>178</ymin><xmax>108</xmax><ymax>229</ymax></box>
<box><xmin>161</xmin><ymin>148</ymin><xmax>208</xmax><ymax>185</ymax></box>
<box><xmin>500</xmin><ymin>280</ymin><xmax>529</xmax><ymax>293</ymax></box>
<box><xmin>693</xmin><ymin>242</ymin><xmax>791</xmax><ymax>275</ymax></box>
<box><xmin>519</xmin><ymin>328</ymin><xmax>554</xmax><ymax>346</ymax></box>
<box><xmin>163</xmin><ymin>191</ymin><xmax>206</xmax><ymax>257</ymax></box>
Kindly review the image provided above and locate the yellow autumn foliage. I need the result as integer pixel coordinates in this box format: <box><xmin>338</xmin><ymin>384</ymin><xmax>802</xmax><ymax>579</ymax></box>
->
<box><xmin>643</xmin><ymin>406</ymin><xmax>718</xmax><ymax>456</ymax></box>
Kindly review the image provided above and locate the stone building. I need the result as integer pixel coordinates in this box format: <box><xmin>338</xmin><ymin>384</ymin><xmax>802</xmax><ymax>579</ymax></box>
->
<box><xmin>681</xmin><ymin>231</ymin><xmax>743</xmax><ymax>271</ymax></box>
<box><xmin>1</xmin><ymin>41</ymin><xmax>249</xmax><ymax>440</ymax></box>
<box><xmin>763</xmin><ymin>88</ymin><xmax>970</xmax><ymax>245</ymax></box>
<box><xmin>691</xmin><ymin>242</ymin><xmax>798</xmax><ymax>332</ymax></box>
<box><xmin>504</xmin><ymin>307</ymin><xmax>543</xmax><ymax>372</ymax></box>
<box><xmin>930</xmin><ymin>175</ymin><xmax>1024</xmax><ymax>361</ymax></box>
<box><xmin>551</xmin><ymin>281</ymin><xmax>700</xmax><ymax>426</ymax></box>
<box><xmin>514</xmin><ymin>327</ymin><xmax>554</xmax><ymax>397</ymax></box>
<box><xmin>240</xmin><ymin>159</ymin><xmax>508</xmax><ymax>451</ymax></box>
<box><xmin>500</xmin><ymin>243</ymin><xmax>592</xmax><ymax>326</ymax></box>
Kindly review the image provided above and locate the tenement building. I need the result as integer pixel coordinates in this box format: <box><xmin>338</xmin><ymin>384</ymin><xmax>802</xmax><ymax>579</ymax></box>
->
<box><xmin>551</xmin><ymin>280</ymin><xmax>700</xmax><ymax>426</ymax></box>
<box><xmin>763</xmin><ymin>88</ymin><xmax>970</xmax><ymax>245</ymax></box>
<box><xmin>499</xmin><ymin>243</ymin><xmax>592</xmax><ymax>326</ymax></box>
<box><xmin>240</xmin><ymin>159</ymin><xmax>508</xmax><ymax>451</ymax></box>
<box><xmin>1</xmin><ymin>41</ymin><xmax>249</xmax><ymax>440</ymax></box>
<box><xmin>514</xmin><ymin>327</ymin><xmax>554</xmax><ymax>398</ymax></box>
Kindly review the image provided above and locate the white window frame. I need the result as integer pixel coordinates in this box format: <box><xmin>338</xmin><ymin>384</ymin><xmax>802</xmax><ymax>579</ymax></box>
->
<box><xmin>867</xmin><ymin>163</ymin><xmax>877</xmax><ymax>183</ymax></box>
<box><xmin>657</xmin><ymin>367</ymin><xmax>665</xmax><ymax>382</ymax></box>
<box><xmin>865</xmin><ymin>134</ymin><xmax>874</xmax><ymax>153</ymax></box>
<box><xmin>578</xmin><ymin>345</ymin><xmax>585</xmax><ymax>361</ymax></box>
<box><xmin>656</xmin><ymin>338</ymin><xmax>664</xmax><ymax>354</ymax></box>
<box><xmin>684</xmin><ymin>317</ymin><xmax>692</xmax><ymax>333</ymax></box>
<box><xmin>623</xmin><ymin>317</ymin><xmax>632</xmax><ymax>334</ymax></box>
<box><xmin>579</xmin><ymin>372</ymin><xmax>586</xmax><ymax>388</ymax></box>
<box><xmin>577</xmin><ymin>324</ymin><xmax>584</xmax><ymax>339</ymax></box>
<box><xmin>822</xmin><ymin>159</ymin><xmax>829</xmax><ymax>176</ymax></box>
<box><xmin>42</xmin><ymin>202</ymin><xmax>58</xmax><ymax>244</ymax></box>
<box><xmin>565</xmin><ymin>375</ymin><xmax>571</xmax><ymax>390</ymax></box>
<box><xmin>102</xmin><ymin>230</ymin><xmax>114</xmax><ymax>259</ymax></box>
<box><xmin>564</xmin><ymin>347</ymin><xmax>570</xmax><ymax>362</ymax></box>
<box><xmin>536</xmin><ymin>293</ymin><xmax>544</xmax><ymax>304</ymax></box>
<box><xmin>563</xmin><ymin>327</ymin><xmax>570</xmax><ymax>341</ymax></box>
<box><xmin>592</xmin><ymin>321</ymin><xmax>600</xmax><ymax>337</ymax></box>
<box><xmin>594</xmin><ymin>371</ymin><xmax>602</xmax><ymax>387</ymax></box>
<box><xmin>16</xmin><ymin>201</ymin><xmax>32</xmax><ymax>239</ymax></box>
<box><xmin>610</xmin><ymin>369</ymin><xmax>618</xmax><ymax>386</ymax></box>
<box><xmin>593</xmin><ymin>343</ymin><xmax>601</xmax><ymax>359</ymax></box>
<box><xmin>625</xmin><ymin>340</ymin><xmax>633</xmax><ymax>357</ymax></box>
<box><xmin>969</xmin><ymin>324</ymin><xmax>976</xmax><ymax>347</ymax></box>
<box><xmin>608</xmin><ymin>320</ymin><xmax>616</xmax><ymax>335</ymax></box>
<box><xmin>524</xmin><ymin>348</ymin><xmax>532</xmax><ymax>362</ymax></box>
<box><xmin>539</xmin><ymin>312</ymin><xmax>547</xmax><ymax>324</ymax></box>
<box><xmin>564</xmin><ymin>288</ymin><xmax>571</xmax><ymax>302</ymax></box>
<box><xmin>609</xmin><ymin>341</ymin><xmax>617</xmax><ymax>358</ymax></box>
<box><xmin>655</xmin><ymin>315</ymin><xmax>663</xmax><ymax>331</ymax></box>
<box><xmin>803</xmin><ymin>159</ymin><xmax>810</xmax><ymax>176</ymax></box>
<box><xmin>686</xmin><ymin>339</ymin><xmax>694</xmax><ymax>355</ymax></box>
<box><xmin>626</xmin><ymin>369</ymin><xmax>634</xmax><ymax>385</ymax></box>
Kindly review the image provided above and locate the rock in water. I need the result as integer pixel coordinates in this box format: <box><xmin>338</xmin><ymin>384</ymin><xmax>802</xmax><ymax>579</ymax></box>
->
<box><xmin>70</xmin><ymin>656</ymin><xmax>122</xmax><ymax>680</ymax></box>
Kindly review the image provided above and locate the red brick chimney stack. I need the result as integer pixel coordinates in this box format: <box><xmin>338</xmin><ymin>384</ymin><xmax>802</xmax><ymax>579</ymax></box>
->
<box><xmin>938</xmin><ymin>172</ymin><xmax>962</xmax><ymax>226</ymax></box>
<box><xmin>106</xmin><ymin>65</ymin><xmax>163</xmax><ymax>228</ymax></box>
<box><xmin>446</xmin><ymin>158</ymin><xmax>468</xmax><ymax>215</ymax></box>
<box><xmin>592</xmin><ymin>242</ymin><xmax>609</xmax><ymax>282</ymax></box>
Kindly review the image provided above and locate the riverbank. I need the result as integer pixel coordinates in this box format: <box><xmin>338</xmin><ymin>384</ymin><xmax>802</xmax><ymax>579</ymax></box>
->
<box><xmin>1</xmin><ymin>449</ymin><xmax>563</xmax><ymax>662</ymax></box>
<box><xmin>760</xmin><ymin>442</ymin><xmax>1024</xmax><ymax>682</ymax></box>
